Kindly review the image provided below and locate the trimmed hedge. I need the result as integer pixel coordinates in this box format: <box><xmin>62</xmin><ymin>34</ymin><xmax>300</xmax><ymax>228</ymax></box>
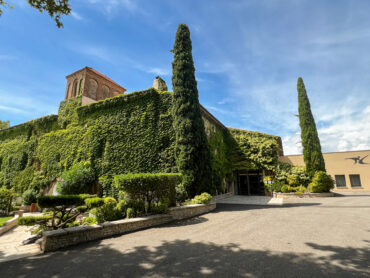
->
<box><xmin>18</xmin><ymin>215</ymin><xmax>52</xmax><ymax>226</ymax></box>
<box><xmin>37</xmin><ymin>194</ymin><xmax>94</xmax><ymax>208</ymax></box>
<box><xmin>85</xmin><ymin>197</ymin><xmax>104</xmax><ymax>208</ymax></box>
<box><xmin>114</xmin><ymin>173</ymin><xmax>182</xmax><ymax>210</ymax></box>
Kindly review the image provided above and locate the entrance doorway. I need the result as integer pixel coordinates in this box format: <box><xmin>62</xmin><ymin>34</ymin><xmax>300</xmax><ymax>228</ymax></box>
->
<box><xmin>235</xmin><ymin>170</ymin><xmax>265</xmax><ymax>196</ymax></box>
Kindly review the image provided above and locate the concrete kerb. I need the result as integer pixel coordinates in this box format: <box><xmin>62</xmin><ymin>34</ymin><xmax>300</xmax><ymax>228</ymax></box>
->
<box><xmin>41</xmin><ymin>203</ymin><xmax>216</xmax><ymax>252</ymax></box>
<box><xmin>0</xmin><ymin>213</ymin><xmax>22</xmax><ymax>236</ymax></box>
<box><xmin>274</xmin><ymin>192</ymin><xmax>335</xmax><ymax>198</ymax></box>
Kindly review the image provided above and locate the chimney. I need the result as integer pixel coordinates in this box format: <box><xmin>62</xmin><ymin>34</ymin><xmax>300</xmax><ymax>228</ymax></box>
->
<box><xmin>153</xmin><ymin>76</ymin><xmax>168</xmax><ymax>91</ymax></box>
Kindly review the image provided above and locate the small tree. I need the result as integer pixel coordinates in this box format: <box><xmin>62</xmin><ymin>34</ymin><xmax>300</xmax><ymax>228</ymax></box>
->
<box><xmin>19</xmin><ymin>195</ymin><xmax>91</xmax><ymax>230</ymax></box>
<box><xmin>171</xmin><ymin>23</ymin><xmax>214</xmax><ymax>197</ymax></box>
<box><xmin>0</xmin><ymin>120</ymin><xmax>9</xmax><ymax>129</ymax></box>
<box><xmin>0</xmin><ymin>187</ymin><xmax>16</xmax><ymax>215</ymax></box>
<box><xmin>0</xmin><ymin>0</ymin><xmax>71</xmax><ymax>28</ymax></box>
<box><xmin>297</xmin><ymin>77</ymin><xmax>326</xmax><ymax>177</ymax></box>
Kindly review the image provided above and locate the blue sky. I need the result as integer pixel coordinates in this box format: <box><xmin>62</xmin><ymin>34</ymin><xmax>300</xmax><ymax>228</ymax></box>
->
<box><xmin>1</xmin><ymin>0</ymin><xmax>370</xmax><ymax>154</ymax></box>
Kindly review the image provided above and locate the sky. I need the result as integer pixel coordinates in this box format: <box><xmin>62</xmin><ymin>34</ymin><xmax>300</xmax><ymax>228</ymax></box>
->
<box><xmin>1</xmin><ymin>0</ymin><xmax>370</xmax><ymax>155</ymax></box>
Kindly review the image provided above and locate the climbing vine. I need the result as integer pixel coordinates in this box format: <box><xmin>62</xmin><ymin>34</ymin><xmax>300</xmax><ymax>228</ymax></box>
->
<box><xmin>0</xmin><ymin>88</ymin><xmax>282</xmax><ymax>195</ymax></box>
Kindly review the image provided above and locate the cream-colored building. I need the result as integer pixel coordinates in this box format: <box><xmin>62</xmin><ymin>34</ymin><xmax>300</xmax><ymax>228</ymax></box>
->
<box><xmin>280</xmin><ymin>150</ymin><xmax>370</xmax><ymax>192</ymax></box>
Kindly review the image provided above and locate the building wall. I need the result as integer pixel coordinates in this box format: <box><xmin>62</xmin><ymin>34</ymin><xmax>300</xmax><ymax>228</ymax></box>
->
<box><xmin>65</xmin><ymin>67</ymin><xmax>125</xmax><ymax>103</ymax></box>
<box><xmin>280</xmin><ymin>150</ymin><xmax>370</xmax><ymax>191</ymax></box>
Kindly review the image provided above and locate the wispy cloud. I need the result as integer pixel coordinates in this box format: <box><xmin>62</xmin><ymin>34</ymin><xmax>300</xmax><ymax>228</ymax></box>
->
<box><xmin>86</xmin><ymin>0</ymin><xmax>138</xmax><ymax>16</ymax></box>
<box><xmin>146</xmin><ymin>67</ymin><xmax>170</xmax><ymax>76</ymax></box>
<box><xmin>0</xmin><ymin>105</ymin><xmax>26</xmax><ymax>114</ymax></box>
<box><xmin>71</xmin><ymin>11</ymin><xmax>83</xmax><ymax>21</ymax></box>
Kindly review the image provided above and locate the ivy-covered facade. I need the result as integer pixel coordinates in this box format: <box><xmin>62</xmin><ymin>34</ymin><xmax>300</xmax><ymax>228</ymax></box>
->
<box><xmin>0</xmin><ymin>73</ymin><xmax>283</xmax><ymax>197</ymax></box>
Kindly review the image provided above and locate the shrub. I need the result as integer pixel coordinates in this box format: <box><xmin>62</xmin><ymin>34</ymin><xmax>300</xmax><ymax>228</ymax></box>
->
<box><xmin>272</xmin><ymin>181</ymin><xmax>284</xmax><ymax>192</ymax></box>
<box><xmin>0</xmin><ymin>187</ymin><xmax>17</xmax><ymax>215</ymax></box>
<box><xmin>85</xmin><ymin>197</ymin><xmax>104</xmax><ymax>209</ymax></box>
<box><xmin>18</xmin><ymin>215</ymin><xmax>52</xmax><ymax>226</ymax></box>
<box><xmin>126</xmin><ymin>207</ymin><xmax>136</xmax><ymax>219</ymax></box>
<box><xmin>275</xmin><ymin>162</ymin><xmax>310</xmax><ymax>187</ymax></box>
<box><xmin>281</xmin><ymin>185</ymin><xmax>289</xmax><ymax>193</ymax></box>
<box><xmin>191</xmin><ymin>192</ymin><xmax>212</xmax><ymax>205</ymax></box>
<box><xmin>114</xmin><ymin>173</ymin><xmax>182</xmax><ymax>212</ymax></box>
<box><xmin>30</xmin><ymin>194</ymin><xmax>90</xmax><ymax>229</ymax></box>
<box><xmin>22</xmin><ymin>189</ymin><xmax>38</xmax><ymax>205</ymax></box>
<box><xmin>88</xmin><ymin>197</ymin><xmax>121</xmax><ymax>223</ymax></box>
<box><xmin>175</xmin><ymin>183</ymin><xmax>188</xmax><ymax>204</ymax></box>
<box><xmin>116</xmin><ymin>200</ymin><xmax>127</xmax><ymax>219</ymax></box>
<box><xmin>81</xmin><ymin>216</ymin><xmax>96</xmax><ymax>225</ymax></box>
<box><xmin>309</xmin><ymin>171</ymin><xmax>334</xmax><ymax>193</ymax></box>
<box><xmin>56</xmin><ymin>163</ymin><xmax>95</xmax><ymax>195</ymax></box>
<box><xmin>38</xmin><ymin>195</ymin><xmax>85</xmax><ymax>208</ymax></box>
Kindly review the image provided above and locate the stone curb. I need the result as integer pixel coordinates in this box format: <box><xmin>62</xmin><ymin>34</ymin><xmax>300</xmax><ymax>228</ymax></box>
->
<box><xmin>274</xmin><ymin>192</ymin><xmax>335</xmax><ymax>198</ymax></box>
<box><xmin>0</xmin><ymin>215</ymin><xmax>20</xmax><ymax>236</ymax></box>
<box><xmin>42</xmin><ymin>203</ymin><xmax>216</xmax><ymax>252</ymax></box>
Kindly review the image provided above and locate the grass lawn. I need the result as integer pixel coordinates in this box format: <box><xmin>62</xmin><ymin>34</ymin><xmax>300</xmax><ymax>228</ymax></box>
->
<box><xmin>0</xmin><ymin>216</ymin><xmax>13</xmax><ymax>227</ymax></box>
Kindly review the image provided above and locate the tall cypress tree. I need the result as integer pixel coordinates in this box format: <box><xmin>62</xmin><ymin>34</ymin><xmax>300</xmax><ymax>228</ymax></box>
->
<box><xmin>297</xmin><ymin>77</ymin><xmax>326</xmax><ymax>177</ymax></box>
<box><xmin>171</xmin><ymin>24</ymin><xmax>214</xmax><ymax>197</ymax></box>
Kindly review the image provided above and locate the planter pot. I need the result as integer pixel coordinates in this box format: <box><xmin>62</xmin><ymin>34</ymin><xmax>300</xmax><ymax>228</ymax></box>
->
<box><xmin>30</xmin><ymin>203</ymin><xmax>39</xmax><ymax>212</ymax></box>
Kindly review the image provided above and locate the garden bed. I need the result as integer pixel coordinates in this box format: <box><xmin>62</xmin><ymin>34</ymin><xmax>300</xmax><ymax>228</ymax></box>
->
<box><xmin>273</xmin><ymin>192</ymin><xmax>335</xmax><ymax>198</ymax></box>
<box><xmin>41</xmin><ymin>203</ymin><xmax>216</xmax><ymax>252</ymax></box>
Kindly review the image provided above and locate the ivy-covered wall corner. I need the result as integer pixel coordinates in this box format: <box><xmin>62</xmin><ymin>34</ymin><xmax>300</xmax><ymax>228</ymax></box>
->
<box><xmin>228</xmin><ymin>128</ymin><xmax>282</xmax><ymax>171</ymax></box>
<box><xmin>58</xmin><ymin>96</ymin><xmax>82</xmax><ymax>128</ymax></box>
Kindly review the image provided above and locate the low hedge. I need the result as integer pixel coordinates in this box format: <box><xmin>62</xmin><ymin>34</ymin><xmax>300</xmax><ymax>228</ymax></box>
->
<box><xmin>114</xmin><ymin>173</ymin><xmax>182</xmax><ymax>211</ymax></box>
<box><xmin>85</xmin><ymin>197</ymin><xmax>105</xmax><ymax>209</ymax></box>
<box><xmin>37</xmin><ymin>194</ymin><xmax>95</xmax><ymax>208</ymax></box>
<box><xmin>18</xmin><ymin>216</ymin><xmax>52</xmax><ymax>226</ymax></box>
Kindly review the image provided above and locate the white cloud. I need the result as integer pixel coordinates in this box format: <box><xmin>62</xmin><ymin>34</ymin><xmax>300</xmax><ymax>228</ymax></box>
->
<box><xmin>0</xmin><ymin>105</ymin><xmax>26</xmax><ymax>114</ymax></box>
<box><xmin>71</xmin><ymin>11</ymin><xmax>83</xmax><ymax>21</ymax></box>
<box><xmin>147</xmin><ymin>67</ymin><xmax>170</xmax><ymax>76</ymax></box>
<box><xmin>86</xmin><ymin>0</ymin><xmax>138</xmax><ymax>16</ymax></box>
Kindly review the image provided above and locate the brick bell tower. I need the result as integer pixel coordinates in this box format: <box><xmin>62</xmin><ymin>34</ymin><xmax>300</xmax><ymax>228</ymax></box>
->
<box><xmin>64</xmin><ymin>67</ymin><xmax>126</xmax><ymax>105</ymax></box>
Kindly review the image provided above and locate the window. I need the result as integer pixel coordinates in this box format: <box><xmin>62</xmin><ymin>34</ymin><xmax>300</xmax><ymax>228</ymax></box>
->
<box><xmin>101</xmin><ymin>85</ymin><xmax>110</xmax><ymax>99</ymax></box>
<box><xmin>87</xmin><ymin>79</ymin><xmax>98</xmax><ymax>99</ymax></box>
<box><xmin>72</xmin><ymin>79</ymin><xmax>78</xmax><ymax>97</ymax></box>
<box><xmin>335</xmin><ymin>175</ymin><xmax>346</xmax><ymax>188</ymax></box>
<box><xmin>349</xmin><ymin>174</ymin><xmax>362</xmax><ymax>188</ymax></box>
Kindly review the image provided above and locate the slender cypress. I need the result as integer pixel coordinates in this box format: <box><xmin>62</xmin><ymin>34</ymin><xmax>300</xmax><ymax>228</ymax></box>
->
<box><xmin>171</xmin><ymin>24</ymin><xmax>214</xmax><ymax>197</ymax></box>
<box><xmin>297</xmin><ymin>77</ymin><xmax>326</xmax><ymax>177</ymax></box>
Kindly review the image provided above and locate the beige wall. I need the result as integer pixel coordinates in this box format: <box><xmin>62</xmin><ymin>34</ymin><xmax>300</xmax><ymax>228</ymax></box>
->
<box><xmin>280</xmin><ymin>150</ymin><xmax>370</xmax><ymax>191</ymax></box>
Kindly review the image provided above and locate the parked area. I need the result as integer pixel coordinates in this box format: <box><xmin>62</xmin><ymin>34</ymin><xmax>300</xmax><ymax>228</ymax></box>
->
<box><xmin>1</xmin><ymin>194</ymin><xmax>369</xmax><ymax>277</ymax></box>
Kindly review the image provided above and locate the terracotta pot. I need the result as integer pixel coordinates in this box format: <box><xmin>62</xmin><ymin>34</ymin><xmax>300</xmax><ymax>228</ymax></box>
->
<box><xmin>30</xmin><ymin>203</ymin><xmax>39</xmax><ymax>213</ymax></box>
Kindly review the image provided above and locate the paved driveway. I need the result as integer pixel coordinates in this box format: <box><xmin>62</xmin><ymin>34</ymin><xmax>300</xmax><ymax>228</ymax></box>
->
<box><xmin>1</xmin><ymin>194</ymin><xmax>369</xmax><ymax>277</ymax></box>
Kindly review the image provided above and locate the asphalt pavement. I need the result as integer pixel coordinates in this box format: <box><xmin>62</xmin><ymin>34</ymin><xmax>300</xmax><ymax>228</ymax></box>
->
<box><xmin>1</xmin><ymin>193</ymin><xmax>369</xmax><ymax>277</ymax></box>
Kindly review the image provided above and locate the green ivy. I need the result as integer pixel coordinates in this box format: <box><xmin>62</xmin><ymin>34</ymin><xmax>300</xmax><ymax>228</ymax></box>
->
<box><xmin>0</xmin><ymin>88</ymin><xmax>281</xmax><ymax>195</ymax></box>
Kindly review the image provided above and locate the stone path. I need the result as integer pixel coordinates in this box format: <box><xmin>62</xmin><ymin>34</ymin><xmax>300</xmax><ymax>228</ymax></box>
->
<box><xmin>0</xmin><ymin>224</ymin><xmax>41</xmax><ymax>263</ymax></box>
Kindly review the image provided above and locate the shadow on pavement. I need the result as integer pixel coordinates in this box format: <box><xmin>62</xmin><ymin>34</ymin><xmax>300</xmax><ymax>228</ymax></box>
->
<box><xmin>212</xmin><ymin>203</ymin><xmax>321</xmax><ymax>213</ymax></box>
<box><xmin>1</xmin><ymin>239</ymin><xmax>369</xmax><ymax>278</ymax></box>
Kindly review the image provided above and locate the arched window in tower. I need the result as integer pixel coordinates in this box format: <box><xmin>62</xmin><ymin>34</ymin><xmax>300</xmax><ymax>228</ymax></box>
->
<box><xmin>87</xmin><ymin>78</ymin><xmax>98</xmax><ymax>100</ymax></box>
<box><xmin>66</xmin><ymin>83</ymin><xmax>71</xmax><ymax>99</ymax></box>
<box><xmin>102</xmin><ymin>85</ymin><xmax>110</xmax><ymax>99</ymax></box>
<box><xmin>72</xmin><ymin>79</ymin><xmax>78</xmax><ymax>97</ymax></box>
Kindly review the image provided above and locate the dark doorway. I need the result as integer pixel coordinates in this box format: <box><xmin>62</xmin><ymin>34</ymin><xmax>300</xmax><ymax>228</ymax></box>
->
<box><xmin>235</xmin><ymin>170</ymin><xmax>265</xmax><ymax>196</ymax></box>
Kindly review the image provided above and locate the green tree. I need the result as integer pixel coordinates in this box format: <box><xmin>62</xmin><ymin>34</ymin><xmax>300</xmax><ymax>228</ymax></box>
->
<box><xmin>171</xmin><ymin>23</ymin><xmax>214</xmax><ymax>197</ymax></box>
<box><xmin>0</xmin><ymin>120</ymin><xmax>10</xmax><ymax>129</ymax></box>
<box><xmin>297</xmin><ymin>77</ymin><xmax>326</xmax><ymax>177</ymax></box>
<box><xmin>0</xmin><ymin>0</ymin><xmax>71</xmax><ymax>28</ymax></box>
